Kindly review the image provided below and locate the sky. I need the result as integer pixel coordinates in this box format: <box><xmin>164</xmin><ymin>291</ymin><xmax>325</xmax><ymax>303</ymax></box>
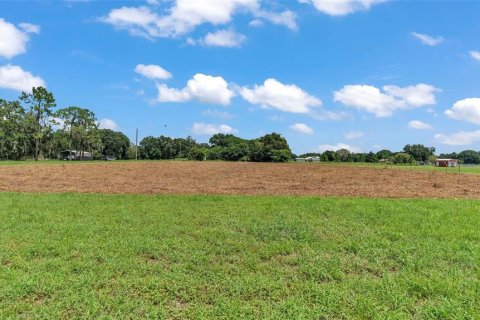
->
<box><xmin>0</xmin><ymin>0</ymin><xmax>479</xmax><ymax>155</ymax></box>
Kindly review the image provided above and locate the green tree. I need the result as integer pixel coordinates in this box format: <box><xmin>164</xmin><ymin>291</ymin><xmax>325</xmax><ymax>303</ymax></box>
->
<box><xmin>393</xmin><ymin>152</ymin><xmax>414</xmax><ymax>164</ymax></box>
<box><xmin>457</xmin><ymin>150</ymin><xmax>480</xmax><ymax>164</ymax></box>
<box><xmin>19</xmin><ymin>87</ymin><xmax>56</xmax><ymax>161</ymax></box>
<box><xmin>139</xmin><ymin>136</ymin><xmax>177</xmax><ymax>160</ymax></box>
<box><xmin>188</xmin><ymin>147</ymin><xmax>207</xmax><ymax>161</ymax></box>
<box><xmin>0</xmin><ymin>99</ymin><xmax>28</xmax><ymax>160</ymax></box>
<box><xmin>403</xmin><ymin>144</ymin><xmax>435</xmax><ymax>162</ymax></box>
<box><xmin>97</xmin><ymin>129</ymin><xmax>131</xmax><ymax>159</ymax></box>
<box><xmin>336</xmin><ymin>149</ymin><xmax>351</xmax><ymax>162</ymax></box>
<box><xmin>250</xmin><ymin>133</ymin><xmax>292</xmax><ymax>162</ymax></box>
<box><xmin>55</xmin><ymin>106</ymin><xmax>98</xmax><ymax>160</ymax></box>
<box><xmin>376</xmin><ymin>149</ymin><xmax>392</xmax><ymax>160</ymax></box>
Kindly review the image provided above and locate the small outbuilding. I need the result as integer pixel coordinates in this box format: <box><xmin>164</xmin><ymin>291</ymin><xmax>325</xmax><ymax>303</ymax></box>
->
<box><xmin>435</xmin><ymin>159</ymin><xmax>458</xmax><ymax>167</ymax></box>
<box><xmin>58</xmin><ymin>150</ymin><xmax>93</xmax><ymax>161</ymax></box>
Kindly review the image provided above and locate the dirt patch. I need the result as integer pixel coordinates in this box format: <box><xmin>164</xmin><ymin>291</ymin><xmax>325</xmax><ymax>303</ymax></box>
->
<box><xmin>0</xmin><ymin>161</ymin><xmax>479</xmax><ymax>198</ymax></box>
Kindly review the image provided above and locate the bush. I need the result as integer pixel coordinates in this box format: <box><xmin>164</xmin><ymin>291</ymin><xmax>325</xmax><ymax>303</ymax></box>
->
<box><xmin>188</xmin><ymin>147</ymin><xmax>206</xmax><ymax>161</ymax></box>
<box><xmin>270</xmin><ymin>149</ymin><xmax>292</xmax><ymax>163</ymax></box>
<box><xmin>206</xmin><ymin>147</ymin><xmax>222</xmax><ymax>160</ymax></box>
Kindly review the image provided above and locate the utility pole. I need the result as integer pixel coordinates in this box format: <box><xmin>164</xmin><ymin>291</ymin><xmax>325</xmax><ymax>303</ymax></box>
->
<box><xmin>135</xmin><ymin>128</ymin><xmax>138</xmax><ymax>160</ymax></box>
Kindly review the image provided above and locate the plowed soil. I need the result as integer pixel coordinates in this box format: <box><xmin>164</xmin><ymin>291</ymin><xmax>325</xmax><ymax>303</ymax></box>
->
<box><xmin>0</xmin><ymin>161</ymin><xmax>479</xmax><ymax>198</ymax></box>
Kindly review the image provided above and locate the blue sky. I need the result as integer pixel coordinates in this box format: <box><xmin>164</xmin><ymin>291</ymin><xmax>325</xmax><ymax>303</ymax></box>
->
<box><xmin>1</xmin><ymin>0</ymin><xmax>479</xmax><ymax>154</ymax></box>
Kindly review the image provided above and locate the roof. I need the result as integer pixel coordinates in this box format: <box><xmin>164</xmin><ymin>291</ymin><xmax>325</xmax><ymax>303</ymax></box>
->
<box><xmin>436</xmin><ymin>159</ymin><xmax>458</xmax><ymax>161</ymax></box>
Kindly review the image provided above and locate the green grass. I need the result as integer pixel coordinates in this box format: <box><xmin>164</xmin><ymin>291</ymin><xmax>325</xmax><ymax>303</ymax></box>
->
<box><xmin>1</xmin><ymin>194</ymin><xmax>479</xmax><ymax>319</ymax></box>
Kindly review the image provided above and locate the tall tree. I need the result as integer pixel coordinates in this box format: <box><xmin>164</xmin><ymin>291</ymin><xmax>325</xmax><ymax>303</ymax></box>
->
<box><xmin>19</xmin><ymin>87</ymin><xmax>56</xmax><ymax>161</ymax></box>
<box><xmin>55</xmin><ymin>106</ymin><xmax>97</xmax><ymax>159</ymax></box>
<box><xmin>0</xmin><ymin>99</ymin><xmax>28</xmax><ymax>160</ymax></box>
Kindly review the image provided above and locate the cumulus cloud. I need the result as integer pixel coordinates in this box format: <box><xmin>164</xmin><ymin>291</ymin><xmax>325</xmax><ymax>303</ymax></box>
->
<box><xmin>157</xmin><ymin>73</ymin><xmax>235</xmax><ymax>105</ymax></box>
<box><xmin>0</xmin><ymin>65</ymin><xmax>45</xmax><ymax>92</ymax></box>
<box><xmin>240</xmin><ymin>78</ymin><xmax>321</xmax><ymax>113</ymax></box>
<box><xmin>334</xmin><ymin>83</ymin><xmax>439</xmax><ymax>117</ymax></box>
<box><xmin>317</xmin><ymin>143</ymin><xmax>362</xmax><ymax>153</ymax></box>
<box><xmin>411</xmin><ymin>32</ymin><xmax>444</xmax><ymax>46</ymax></box>
<box><xmin>191</xmin><ymin>123</ymin><xmax>238</xmax><ymax>135</ymax></box>
<box><xmin>435</xmin><ymin>130</ymin><xmax>480</xmax><ymax>146</ymax></box>
<box><xmin>383</xmin><ymin>84</ymin><xmax>439</xmax><ymax>107</ymax></box>
<box><xmin>290</xmin><ymin>123</ymin><xmax>314</xmax><ymax>134</ymax></box>
<box><xmin>444</xmin><ymin>98</ymin><xmax>480</xmax><ymax>124</ymax></box>
<box><xmin>99</xmin><ymin>118</ymin><xmax>120</xmax><ymax>130</ymax></box>
<box><xmin>344</xmin><ymin>130</ymin><xmax>364</xmax><ymax>139</ymax></box>
<box><xmin>408</xmin><ymin>120</ymin><xmax>433</xmax><ymax>130</ymax></box>
<box><xmin>300</xmin><ymin>0</ymin><xmax>385</xmax><ymax>16</ymax></box>
<box><xmin>135</xmin><ymin>64</ymin><xmax>172</xmax><ymax>80</ymax></box>
<box><xmin>203</xmin><ymin>29</ymin><xmax>247</xmax><ymax>48</ymax></box>
<box><xmin>102</xmin><ymin>0</ymin><xmax>295</xmax><ymax>40</ymax></box>
<box><xmin>0</xmin><ymin>18</ymin><xmax>40</xmax><ymax>59</ymax></box>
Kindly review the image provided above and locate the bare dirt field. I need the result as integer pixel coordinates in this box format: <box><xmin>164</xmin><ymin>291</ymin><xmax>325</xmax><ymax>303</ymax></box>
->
<box><xmin>0</xmin><ymin>161</ymin><xmax>479</xmax><ymax>198</ymax></box>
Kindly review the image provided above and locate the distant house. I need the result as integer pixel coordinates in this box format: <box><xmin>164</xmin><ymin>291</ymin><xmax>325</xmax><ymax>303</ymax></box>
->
<box><xmin>58</xmin><ymin>150</ymin><xmax>93</xmax><ymax>161</ymax></box>
<box><xmin>435</xmin><ymin>159</ymin><xmax>458</xmax><ymax>167</ymax></box>
<box><xmin>295</xmin><ymin>156</ymin><xmax>320</xmax><ymax>163</ymax></box>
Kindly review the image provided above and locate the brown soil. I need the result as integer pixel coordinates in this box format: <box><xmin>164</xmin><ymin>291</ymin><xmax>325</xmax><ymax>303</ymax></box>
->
<box><xmin>0</xmin><ymin>161</ymin><xmax>479</xmax><ymax>198</ymax></box>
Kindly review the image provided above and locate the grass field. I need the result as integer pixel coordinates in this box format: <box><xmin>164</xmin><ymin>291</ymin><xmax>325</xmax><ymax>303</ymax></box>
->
<box><xmin>1</xmin><ymin>193</ymin><xmax>479</xmax><ymax>319</ymax></box>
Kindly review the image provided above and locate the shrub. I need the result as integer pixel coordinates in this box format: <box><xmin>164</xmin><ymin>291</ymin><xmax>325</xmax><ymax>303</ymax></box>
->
<box><xmin>188</xmin><ymin>147</ymin><xmax>206</xmax><ymax>161</ymax></box>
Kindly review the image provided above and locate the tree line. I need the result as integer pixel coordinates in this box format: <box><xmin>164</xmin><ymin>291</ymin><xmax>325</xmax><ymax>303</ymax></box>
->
<box><xmin>0</xmin><ymin>87</ymin><xmax>131</xmax><ymax>160</ymax></box>
<box><xmin>299</xmin><ymin>145</ymin><xmax>480</xmax><ymax>165</ymax></box>
<box><xmin>139</xmin><ymin>133</ymin><xmax>293</xmax><ymax>162</ymax></box>
<box><xmin>2</xmin><ymin>87</ymin><xmax>480</xmax><ymax>163</ymax></box>
<box><xmin>298</xmin><ymin>145</ymin><xmax>434</xmax><ymax>165</ymax></box>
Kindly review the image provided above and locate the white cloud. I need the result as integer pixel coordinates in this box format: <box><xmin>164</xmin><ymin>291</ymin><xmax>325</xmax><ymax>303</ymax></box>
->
<box><xmin>0</xmin><ymin>65</ymin><xmax>45</xmax><ymax>92</ymax></box>
<box><xmin>383</xmin><ymin>84</ymin><xmax>439</xmax><ymax>107</ymax></box>
<box><xmin>300</xmin><ymin>0</ymin><xmax>385</xmax><ymax>16</ymax></box>
<box><xmin>470</xmin><ymin>51</ymin><xmax>480</xmax><ymax>61</ymax></box>
<box><xmin>334</xmin><ymin>84</ymin><xmax>402</xmax><ymax>117</ymax></box>
<box><xmin>290</xmin><ymin>123</ymin><xmax>314</xmax><ymax>135</ymax></box>
<box><xmin>411</xmin><ymin>32</ymin><xmax>444</xmax><ymax>46</ymax></box>
<box><xmin>145</xmin><ymin>0</ymin><xmax>159</xmax><ymax>6</ymax></box>
<box><xmin>317</xmin><ymin>143</ymin><xmax>362</xmax><ymax>153</ymax></box>
<box><xmin>102</xmin><ymin>6</ymin><xmax>161</xmax><ymax>39</ymax></box>
<box><xmin>240</xmin><ymin>78</ymin><xmax>321</xmax><ymax>113</ymax></box>
<box><xmin>99</xmin><ymin>118</ymin><xmax>120</xmax><ymax>131</ymax></box>
<box><xmin>19</xmin><ymin>23</ymin><xmax>40</xmax><ymax>34</ymax></box>
<box><xmin>435</xmin><ymin>130</ymin><xmax>480</xmax><ymax>146</ymax></box>
<box><xmin>344</xmin><ymin>130</ymin><xmax>364</xmax><ymax>139</ymax></box>
<box><xmin>102</xmin><ymin>1</ymin><xmax>296</xmax><ymax>40</ymax></box>
<box><xmin>255</xmin><ymin>9</ymin><xmax>297</xmax><ymax>30</ymax></box>
<box><xmin>249</xmin><ymin>19</ymin><xmax>264</xmax><ymax>27</ymax></box>
<box><xmin>135</xmin><ymin>64</ymin><xmax>172</xmax><ymax>80</ymax></box>
<box><xmin>203</xmin><ymin>29</ymin><xmax>247</xmax><ymax>48</ymax></box>
<box><xmin>102</xmin><ymin>1</ymin><xmax>249</xmax><ymax>38</ymax></box>
<box><xmin>191</xmin><ymin>123</ymin><xmax>238</xmax><ymax>135</ymax></box>
<box><xmin>334</xmin><ymin>83</ymin><xmax>439</xmax><ymax>117</ymax></box>
<box><xmin>157</xmin><ymin>73</ymin><xmax>235</xmax><ymax>105</ymax></box>
<box><xmin>408</xmin><ymin>120</ymin><xmax>433</xmax><ymax>130</ymax></box>
<box><xmin>0</xmin><ymin>18</ymin><xmax>39</xmax><ymax>59</ymax></box>
<box><xmin>444</xmin><ymin>98</ymin><xmax>480</xmax><ymax>125</ymax></box>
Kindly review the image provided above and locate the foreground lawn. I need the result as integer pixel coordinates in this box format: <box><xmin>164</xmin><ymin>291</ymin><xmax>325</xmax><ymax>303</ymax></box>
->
<box><xmin>0</xmin><ymin>194</ymin><xmax>479</xmax><ymax>319</ymax></box>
